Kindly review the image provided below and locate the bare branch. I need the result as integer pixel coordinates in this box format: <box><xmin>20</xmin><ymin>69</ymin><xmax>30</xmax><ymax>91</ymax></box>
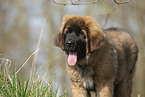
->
<box><xmin>98</xmin><ymin>5</ymin><xmax>119</xmax><ymax>28</ymax></box>
<box><xmin>47</xmin><ymin>0</ymin><xmax>131</xmax><ymax>5</ymax></box>
<box><xmin>113</xmin><ymin>0</ymin><xmax>131</xmax><ymax>4</ymax></box>
<box><xmin>99</xmin><ymin>5</ymin><xmax>119</xmax><ymax>16</ymax></box>
<box><xmin>48</xmin><ymin>0</ymin><xmax>99</xmax><ymax>5</ymax></box>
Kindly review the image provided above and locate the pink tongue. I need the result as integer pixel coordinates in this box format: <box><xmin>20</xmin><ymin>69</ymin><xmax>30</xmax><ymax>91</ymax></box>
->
<box><xmin>67</xmin><ymin>52</ymin><xmax>77</xmax><ymax>66</ymax></box>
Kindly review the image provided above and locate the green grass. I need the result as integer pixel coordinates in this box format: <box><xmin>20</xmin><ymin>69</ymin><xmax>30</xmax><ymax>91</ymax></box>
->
<box><xmin>0</xmin><ymin>31</ymin><xmax>67</xmax><ymax>97</ymax></box>
<box><xmin>0</xmin><ymin>71</ymin><xmax>67</xmax><ymax>97</ymax></box>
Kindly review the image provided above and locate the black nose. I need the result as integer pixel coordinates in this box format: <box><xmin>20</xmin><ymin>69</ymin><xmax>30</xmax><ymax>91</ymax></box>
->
<box><xmin>65</xmin><ymin>40</ymin><xmax>74</xmax><ymax>48</ymax></box>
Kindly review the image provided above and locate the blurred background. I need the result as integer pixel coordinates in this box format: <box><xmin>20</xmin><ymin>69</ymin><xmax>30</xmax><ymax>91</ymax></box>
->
<box><xmin>0</xmin><ymin>0</ymin><xmax>144</xmax><ymax>96</ymax></box>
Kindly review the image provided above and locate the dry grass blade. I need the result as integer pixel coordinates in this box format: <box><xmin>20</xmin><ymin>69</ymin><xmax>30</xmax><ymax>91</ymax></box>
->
<box><xmin>5</xmin><ymin>64</ymin><xmax>13</xmax><ymax>85</ymax></box>
<box><xmin>29</xmin><ymin>21</ymin><xmax>45</xmax><ymax>84</ymax></box>
<box><xmin>13</xmin><ymin>49</ymin><xmax>39</xmax><ymax>78</ymax></box>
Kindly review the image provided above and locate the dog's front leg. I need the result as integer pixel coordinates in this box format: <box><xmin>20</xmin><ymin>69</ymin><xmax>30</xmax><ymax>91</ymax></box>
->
<box><xmin>97</xmin><ymin>81</ymin><xmax>114</xmax><ymax>97</ymax></box>
<box><xmin>71</xmin><ymin>82</ymin><xmax>88</xmax><ymax>97</ymax></box>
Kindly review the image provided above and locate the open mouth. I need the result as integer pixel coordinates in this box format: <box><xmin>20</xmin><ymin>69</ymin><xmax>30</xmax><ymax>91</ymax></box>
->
<box><xmin>67</xmin><ymin>48</ymin><xmax>86</xmax><ymax>66</ymax></box>
<box><xmin>67</xmin><ymin>52</ymin><xmax>78</xmax><ymax>66</ymax></box>
<box><xmin>65</xmin><ymin>41</ymin><xmax>86</xmax><ymax>66</ymax></box>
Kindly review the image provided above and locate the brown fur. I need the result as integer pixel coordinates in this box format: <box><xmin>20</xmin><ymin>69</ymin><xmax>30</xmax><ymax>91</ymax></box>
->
<box><xmin>54</xmin><ymin>15</ymin><xmax>138</xmax><ymax>97</ymax></box>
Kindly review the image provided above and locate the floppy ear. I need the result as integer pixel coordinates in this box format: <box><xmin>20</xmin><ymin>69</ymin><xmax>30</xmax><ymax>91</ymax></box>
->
<box><xmin>84</xmin><ymin>16</ymin><xmax>105</xmax><ymax>52</ymax></box>
<box><xmin>89</xmin><ymin>31</ymin><xmax>105</xmax><ymax>52</ymax></box>
<box><xmin>54</xmin><ymin>29</ymin><xmax>65</xmax><ymax>50</ymax></box>
<box><xmin>54</xmin><ymin>15</ymin><xmax>73</xmax><ymax>50</ymax></box>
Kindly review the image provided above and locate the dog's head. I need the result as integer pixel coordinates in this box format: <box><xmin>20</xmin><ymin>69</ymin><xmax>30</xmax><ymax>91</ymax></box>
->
<box><xmin>54</xmin><ymin>15</ymin><xmax>104</xmax><ymax>66</ymax></box>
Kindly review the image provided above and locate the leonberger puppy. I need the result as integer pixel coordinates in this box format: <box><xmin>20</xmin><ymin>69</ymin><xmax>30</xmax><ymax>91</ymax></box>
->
<box><xmin>54</xmin><ymin>15</ymin><xmax>138</xmax><ymax>97</ymax></box>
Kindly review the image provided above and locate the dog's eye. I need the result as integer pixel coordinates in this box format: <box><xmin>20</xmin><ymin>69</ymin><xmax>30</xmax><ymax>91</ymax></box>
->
<box><xmin>80</xmin><ymin>31</ymin><xmax>86</xmax><ymax>39</ymax></box>
<box><xmin>80</xmin><ymin>31</ymin><xmax>84</xmax><ymax>35</ymax></box>
<box><xmin>65</xmin><ymin>30</ymin><xmax>70</xmax><ymax>34</ymax></box>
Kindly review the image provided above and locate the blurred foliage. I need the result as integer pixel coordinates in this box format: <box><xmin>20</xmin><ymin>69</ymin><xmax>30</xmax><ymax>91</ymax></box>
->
<box><xmin>0</xmin><ymin>0</ymin><xmax>144</xmax><ymax>96</ymax></box>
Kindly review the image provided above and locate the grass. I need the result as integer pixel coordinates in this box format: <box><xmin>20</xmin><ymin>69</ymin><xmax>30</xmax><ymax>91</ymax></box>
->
<box><xmin>0</xmin><ymin>22</ymin><xmax>67</xmax><ymax>97</ymax></box>
<box><xmin>0</xmin><ymin>71</ymin><xmax>67</xmax><ymax>97</ymax></box>
<box><xmin>0</xmin><ymin>49</ymin><xmax>67</xmax><ymax>97</ymax></box>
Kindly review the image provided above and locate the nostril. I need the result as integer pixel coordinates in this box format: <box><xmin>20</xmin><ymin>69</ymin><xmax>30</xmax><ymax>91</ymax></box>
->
<box><xmin>66</xmin><ymin>40</ymin><xmax>74</xmax><ymax>47</ymax></box>
<box><xmin>66</xmin><ymin>42</ymin><xmax>73</xmax><ymax>47</ymax></box>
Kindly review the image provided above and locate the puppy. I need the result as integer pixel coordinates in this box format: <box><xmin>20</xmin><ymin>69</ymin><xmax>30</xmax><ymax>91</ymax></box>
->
<box><xmin>54</xmin><ymin>15</ymin><xmax>138</xmax><ymax>97</ymax></box>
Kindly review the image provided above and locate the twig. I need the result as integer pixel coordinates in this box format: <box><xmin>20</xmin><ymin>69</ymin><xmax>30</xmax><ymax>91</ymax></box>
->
<box><xmin>13</xmin><ymin>49</ymin><xmax>39</xmax><ymax>78</ymax></box>
<box><xmin>99</xmin><ymin>5</ymin><xmax>119</xmax><ymax>16</ymax></box>
<box><xmin>113</xmin><ymin>0</ymin><xmax>131</xmax><ymax>4</ymax></box>
<box><xmin>98</xmin><ymin>5</ymin><xmax>119</xmax><ymax>28</ymax></box>
<box><xmin>48</xmin><ymin>0</ymin><xmax>99</xmax><ymax>5</ymax></box>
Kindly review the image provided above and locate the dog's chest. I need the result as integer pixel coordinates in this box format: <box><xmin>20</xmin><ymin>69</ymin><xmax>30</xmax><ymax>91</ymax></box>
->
<box><xmin>82</xmin><ymin>76</ymin><xmax>94</xmax><ymax>90</ymax></box>
<box><xmin>76</xmin><ymin>65</ymin><xmax>95</xmax><ymax>90</ymax></box>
